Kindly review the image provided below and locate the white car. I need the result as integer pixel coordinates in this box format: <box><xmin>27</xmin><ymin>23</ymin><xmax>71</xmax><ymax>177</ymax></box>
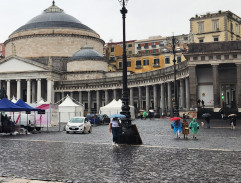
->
<box><xmin>66</xmin><ymin>117</ymin><xmax>92</xmax><ymax>134</ymax></box>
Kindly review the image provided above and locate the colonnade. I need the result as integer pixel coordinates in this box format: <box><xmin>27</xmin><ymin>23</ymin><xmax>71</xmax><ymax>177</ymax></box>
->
<box><xmin>55</xmin><ymin>77</ymin><xmax>190</xmax><ymax>115</ymax></box>
<box><xmin>0</xmin><ymin>78</ymin><xmax>54</xmax><ymax>103</ymax></box>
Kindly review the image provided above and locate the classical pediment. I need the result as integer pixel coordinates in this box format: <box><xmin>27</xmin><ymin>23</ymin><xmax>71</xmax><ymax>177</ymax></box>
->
<box><xmin>0</xmin><ymin>56</ymin><xmax>48</xmax><ymax>73</ymax></box>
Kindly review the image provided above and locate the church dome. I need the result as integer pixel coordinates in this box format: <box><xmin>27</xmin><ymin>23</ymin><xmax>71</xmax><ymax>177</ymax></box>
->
<box><xmin>12</xmin><ymin>1</ymin><xmax>96</xmax><ymax>35</ymax></box>
<box><xmin>70</xmin><ymin>46</ymin><xmax>104</xmax><ymax>61</ymax></box>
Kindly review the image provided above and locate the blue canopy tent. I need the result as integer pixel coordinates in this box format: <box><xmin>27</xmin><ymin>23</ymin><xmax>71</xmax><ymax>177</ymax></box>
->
<box><xmin>0</xmin><ymin>98</ymin><xmax>26</xmax><ymax>111</ymax></box>
<box><xmin>16</xmin><ymin>99</ymin><xmax>40</xmax><ymax>111</ymax></box>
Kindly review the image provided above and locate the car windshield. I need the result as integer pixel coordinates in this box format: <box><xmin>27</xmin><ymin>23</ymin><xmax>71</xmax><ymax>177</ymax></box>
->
<box><xmin>69</xmin><ymin>118</ymin><xmax>84</xmax><ymax>123</ymax></box>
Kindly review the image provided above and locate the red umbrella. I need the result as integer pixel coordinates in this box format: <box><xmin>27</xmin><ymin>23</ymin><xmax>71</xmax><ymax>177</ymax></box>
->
<box><xmin>170</xmin><ymin>117</ymin><xmax>181</xmax><ymax>121</ymax></box>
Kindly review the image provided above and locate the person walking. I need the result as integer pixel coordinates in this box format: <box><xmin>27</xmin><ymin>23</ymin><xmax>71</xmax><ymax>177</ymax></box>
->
<box><xmin>182</xmin><ymin>119</ymin><xmax>189</xmax><ymax>139</ymax></box>
<box><xmin>201</xmin><ymin>100</ymin><xmax>205</xmax><ymax>108</ymax></box>
<box><xmin>143</xmin><ymin>110</ymin><xmax>147</xmax><ymax>120</ymax></box>
<box><xmin>189</xmin><ymin>118</ymin><xmax>199</xmax><ymax>139</ymax></box>
<box><xmin>109</xmin><ymin>117</ymin><xmax>121</xmax><ymax>146</ymax></box>
<box><xmin>171</xmin><ymin>120</ymin><xmax>182</xmax><ymax>139</ymax></box>
<box><xmin>204</xmin><ymin>116</ymin><xmax>210</xmax><ymax>128</ymax></box>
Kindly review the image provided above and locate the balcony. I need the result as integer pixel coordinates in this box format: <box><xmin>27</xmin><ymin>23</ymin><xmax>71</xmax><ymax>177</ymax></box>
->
<box><xmin>144</xmin><ymin>45</ymin><xmax>149</xmax><ymax>49</ymax></box>
<box><xmin>137</xmin><ymin>46</ymin><xmax>141</xmax><ymax>50</ymax></box>
<box><xmin>152</xmin><ymin>45</ymin><xmax>156</xmax><ymax>48</ymax></box>
<box><xmin>152</xmin><ymin>64</ymin><xmax>160</xmax><ymax>68</ymax></box>
<box><xmin>135</xmin><ymin>65</ymin><xmax>142</xmax><ymax>69</ymax></box>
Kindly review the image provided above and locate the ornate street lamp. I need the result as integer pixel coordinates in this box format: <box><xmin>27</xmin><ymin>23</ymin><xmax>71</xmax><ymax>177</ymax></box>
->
<box><xmin>118</xmin><ymin>0</ymin><xmax>142</xmax><ymax>144</ymax></box>
<box><xmin>172</xmin><ymin>35</ymin><xmax>179</xmax><ymax>117</ymax></box>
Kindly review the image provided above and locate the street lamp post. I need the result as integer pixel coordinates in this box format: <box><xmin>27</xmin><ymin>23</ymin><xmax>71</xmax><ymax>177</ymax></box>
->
<box><xmin>172</xmin><ymin>35</ymin><xmax>179</xmax><ymax>117</ymax></box>
<box><xmin>118</xmin><ymin>0</ymin><xmax>142</xmax><ymax>145</ymax></box>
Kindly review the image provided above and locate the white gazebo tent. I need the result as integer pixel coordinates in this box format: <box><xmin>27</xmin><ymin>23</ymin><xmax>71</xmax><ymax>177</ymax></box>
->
<box><xmin>99</xmin><ymin>99</ymin><xmax>135</xmax><ymax>120</ymax></box>
<box><xmin>58</xmin><ymin>95</ymin><xmax>84</xmax><ymax>123</ymax></box>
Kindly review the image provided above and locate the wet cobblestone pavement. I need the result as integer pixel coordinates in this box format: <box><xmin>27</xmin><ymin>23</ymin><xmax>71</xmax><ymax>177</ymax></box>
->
<box><xmin>1</xmin><ymin>118</ymin><xmax>241</xmax><ymax>182</ymax></box>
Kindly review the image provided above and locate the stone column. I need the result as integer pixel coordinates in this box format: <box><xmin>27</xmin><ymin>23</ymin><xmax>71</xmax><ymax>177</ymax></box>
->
<box><xmin>138</xmin><ymin>87</ymin><xmax>142</xmax><ymax>109</ymax></box>
<box><xmin>180</xmin><ymin>79</ymin><xmax>185</xmax><ymax>109</ymax></box>
<box><xmin>70</xmin><ymin>92</ymin><xmax>73</xmax><ymax>98</ymax></box>
<box><xmin>189</xmin><ymin>66</ymin><xmax>197</xmax><ymax>108</ymax></box>
<box><xmin>7</xmin><ymin>80</ymin><xmax>10</xmax><ymax>99</ymax></box>
<box><xmin>96</xmin><ymin>90</ymin><xmax>100</xmax><ymax>113</ymax></box>
<box><xmin>113</xmin><ymin>89</ymin><xmax>117</xmax><ymax>100</ymax></box>
<box><xmin>236</xmin><ymin>64</ymin><xmax>241</xmax><ymax>108</ymax></box>
<box><xmin>161</xmin><ymin>83</ymin><xmax>165</xmax><ymax>115</ymax></box>
<box><xmin>185</xmin><ymin>77</ymin><xmax>190</xmax><ymax>110</ymax></box>
<box><xmin>130</xmin><ymin>87</ymin><xmax>134</xmax><ymax>106</ymax></box>
<box><xmin>153</xmin><ymin>85</ymin><xmax>158</xmax><ymax>112</ymax></box>
<box><xmin>212</xmin><ymin>64</ymin><xmax>220</xmax><ymax>108</ymax></box>
<box><xmin>146</xmin><ymin>86</ymin><xmax>150</xmax><ymax>111</ymax></box>
<box><xmin>27</xmin><ymin>79</ymin><xmax>31</xmax><ymax>104</ymax></box>
<box><xmin>32</xmin><ymin>80</ymin><xmax>36</xmax><ymax>103</ymax></box>
<box><xmin>167</xmin><ymin>82</ymin><xmax>172</xmax><ymax>110</ymax></box>
<box><xmin>105</xmin><ymin>90</ymin><xmax>109</xmax><ymax>105</ymax></box>
<box><xmin>16</xmin><ymin>79</ymin><xmax>21</xmax><ymax>100</ymax></box>
<box><xmin>79</xmin><ymin>91</ymin><xmax>83</xmax><ymax>104</ymax></box>
<box><xmin>37</xmin><ymin>79</ymin><xmax>41</xmax><ymax>102</ymax></box>
<box><xmin>47</xmin><ymin>79</ymin><xmax>53</xmax><ymax>103</ymax></box>
<box><xmin>88</xmin><ymin>91</ymin><xmax>91</xmax><ymax>113</ymax></box>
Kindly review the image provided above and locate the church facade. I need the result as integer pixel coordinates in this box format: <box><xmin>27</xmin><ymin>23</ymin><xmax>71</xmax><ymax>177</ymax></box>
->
<box><xmin>1</xmin><ymin>2</ymin><xmax>241</xmax><ymax>116</ymax></box>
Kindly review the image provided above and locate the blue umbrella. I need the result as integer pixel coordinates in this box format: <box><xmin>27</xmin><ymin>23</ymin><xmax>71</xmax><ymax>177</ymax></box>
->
<box><xmin>109</xmin><ymin>114</ymin><xmax>126</xmax><ymax>119</ymax></box>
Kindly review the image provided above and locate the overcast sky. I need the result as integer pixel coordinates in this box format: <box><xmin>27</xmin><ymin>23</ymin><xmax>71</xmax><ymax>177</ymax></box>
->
<box><xmin>0</xmin><ymin>0</ymin><xmax>241</xmax><ymax>43</ymax></box>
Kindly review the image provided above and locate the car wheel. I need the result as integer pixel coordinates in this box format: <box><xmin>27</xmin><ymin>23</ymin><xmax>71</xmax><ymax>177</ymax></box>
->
<box><xmin>66</xmin><ymin>131</ymin><xmax>69</xmax><ymax>134</ymax></box>
<box><xmin>88</xmin><ymin>126</ymin><xmax>92</xmax><ymax>133</ymax></box>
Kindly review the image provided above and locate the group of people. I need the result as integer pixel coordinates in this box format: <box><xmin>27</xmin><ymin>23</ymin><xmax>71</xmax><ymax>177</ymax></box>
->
<box><xmin>197</xmin><ymin>99</ymin><xmax>205</xmax><ymax>108</ymax></box>
<box><xmin>171</xmin><ymin>118</ymin><xmax>199</xmax><ymax>139</ymax></box>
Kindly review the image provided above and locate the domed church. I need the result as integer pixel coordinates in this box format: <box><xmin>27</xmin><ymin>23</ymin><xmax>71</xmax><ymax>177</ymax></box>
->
<box><xmin>1</xmin><ymin>1</ymin><xmax>111</xmax><ymax>106</ymax></box>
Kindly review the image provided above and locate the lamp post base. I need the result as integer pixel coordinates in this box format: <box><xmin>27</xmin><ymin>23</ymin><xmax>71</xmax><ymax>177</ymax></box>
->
<box><xmin>119</xmin><ymin>123</ymin><xmax>143</xmax><ymax>145</ymax></box>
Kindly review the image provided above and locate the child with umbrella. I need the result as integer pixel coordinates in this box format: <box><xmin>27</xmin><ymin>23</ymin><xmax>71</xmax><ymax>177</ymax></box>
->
<box><xmin>189</xmin><ymin>118</ymin><xmax>199</xmax><ymax>139</ymax></box>
<box><xmin>170</xmin><ymin>117</ymin><xmax>182</xmax><ymax>139</ymax></box>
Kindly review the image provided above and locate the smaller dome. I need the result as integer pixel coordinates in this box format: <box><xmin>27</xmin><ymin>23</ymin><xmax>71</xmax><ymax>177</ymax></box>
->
<box><xmin>70</xmin><ymin>46</ymin><xmax>104</xmax><ymax>61</ymax></box>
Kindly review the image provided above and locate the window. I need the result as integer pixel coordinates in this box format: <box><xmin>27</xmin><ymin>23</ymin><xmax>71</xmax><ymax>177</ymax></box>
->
<box><xmin>144</xmin><ymin>43</ymin><xmax>149</xmax><ymax>49</ymax></box>
<box><xmin>145</xmin><ymin>50</ymin><xmax>149</xmax><ymax>54</ymax></box>
<box><xmin>216</xmin><ymin>55</ymin><xmax>221</xmax><ymax>60</ymax></box>
<box><xmin>128</xmin><ymin>51</ymin><xmax>132</xmax><ymax>54</ymax></box>
<box><xmin>177</xmin><ymin>56</ymin><xmax>181</xmax><ymax>63</ymax></box>
<box><xmin>138</xmin><ymin>51</ymin><xmax>141</xmax><ymax>54</ymax></box>
<box><xmin>209</xmin><ymin>55</ymin><xmax>213</xmax><ymax>60</ymax></box>
<box><xmin>224</xmin><ymin>55</ymin><xmax>229</xmax><ymax>59</ymax></box>
<box><xmin>136</xmin><ymin>60</ymin><xmax>142</xmax><ymax>68</ymax></box>
<box><xmin>143</xmin><ymin>59</ymin><xmax>149</xmax><ymax>66</ymax></box>
<box><xmin>165</xmin><ymin>57</ymin><xmax>170</xmax><ymax>64</ymax></box>
<box><xmin>152</xmin><ymin>42</ymin><xmax>156</xmax><ymax>48</ymax></box>
<box><xmin>119</xmin><ymin>62</ymin><xmax>122</xmax><ymax>69</ymax></box>
<box><xmin>198</xmin><ymin>22</ymin><xmax>204</xmax><ymax>33</ymax></box>
<box><xmin>199</xmin><ymin>39</ymin><xmax>204</xmax><ymax>43</ymax></box>
<box><xmin>154</xmin><ymin>58</ymin><xmax>160</xmax><ymax>65</ymax></box>
<box><xmin>127</xmin><ymin>61</ymin><xmax>131</xmax><ymax>67</ymax></box>
<box><xmin>160</xmin><ymin>41</ymin><xmax>164</xmax><ymax>47</ymax></box>
<box><xmin>111</xmin><ymin>47</ymin><xmax>114</xmax><ymax>52</ymax></box>
<box><xmin>233</xmin><ymin>54</ymin><xmax>237</xmax><ymax>59</ymax></box>
<box><xmin>153</xmin><ymin>49</ymin><xmax>156</xmax><ymax>53</ymax></box>
<box><xmin>201</xmin><ymin>56</ymin><xmax>205</xmax><ymax>61</ymax></box>
<box><xmin>128</xmin><ymin>44</ymin><xmax>132</xmax><ymax>47</ymax></box>
<box><xmin>193</xmin><ymin>57</ymin><xmax>198</xmax><ymax>61</ymax></box>
<box><xmin>212</xmin><ymin>20</ymin><xmax>219</xmax><ymax>31</ymax></box>
<box><xmin>137</xmin><ymin>44</ymin><xmax>141</xmax><ymax>49</ymax></box>
<box><xmin>214</xmin><ymin>37</ymin><xmax>219</xmax><ymax>42</ymax></box>
<box><xmin>235</xmin><ymin>24</ymin><xmax>240</xmax><ymax>35</ymax></box>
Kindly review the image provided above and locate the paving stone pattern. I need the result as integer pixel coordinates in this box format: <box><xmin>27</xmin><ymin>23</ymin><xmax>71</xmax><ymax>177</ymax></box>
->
<box><xmin>0</xmin><ymin>118</ymin><xmax>241</xmax><ymax>182</ymax></box>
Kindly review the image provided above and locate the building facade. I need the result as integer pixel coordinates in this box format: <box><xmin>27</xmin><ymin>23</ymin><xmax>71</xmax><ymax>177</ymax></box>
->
<box><xmin>190</xmin><ymin>11</ymin><xmax>241</xmax><ymax>43</ymax></box>
<box><xmin>0</xmin><ymin>43</ymin><xmax>5</xmax><ymax>60</ymax></box>
<box><xmin>1</xmin><ymin>2</ymin><xmax>241</xmax><ymax>116</ymax></box>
